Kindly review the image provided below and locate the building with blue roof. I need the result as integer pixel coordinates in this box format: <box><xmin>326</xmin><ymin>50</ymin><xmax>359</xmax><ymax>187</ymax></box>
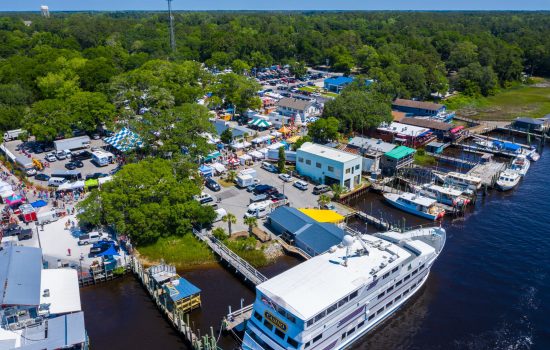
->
<box><xmin>267</xmin><ymin>207</ymin><xmax>345</xmax><ymax>256</ymax></box>
<box><xmin>324</xmin><ymin>76</ymin><xmax>354</xmax><ymax>93</ymax></box>
<box><xmin>0</xmin><ymin>245</ymin><xmax>42</xmax><ymax>307</ymax></box>
<box><xmin>513</xmin><ymin>116</ymin><xmax>549</xmax><ymax>132</ymax></box>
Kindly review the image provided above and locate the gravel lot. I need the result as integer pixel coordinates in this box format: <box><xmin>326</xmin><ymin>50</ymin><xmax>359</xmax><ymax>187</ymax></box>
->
<box><xmin>203</xmin><ymin>162</ymin><xmax>350</xmax><ymax>234</ymax></box>
<box><xmin>4</xmin><ymin>139</ymin><xmax>119</xmax><ymax>186</ymax></box>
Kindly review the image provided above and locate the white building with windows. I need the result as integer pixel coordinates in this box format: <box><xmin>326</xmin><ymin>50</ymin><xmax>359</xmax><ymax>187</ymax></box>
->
<box><xmin>296</xmin><ymin>142</ymin><xmax>362</xmax><ymax>190</ymax></box>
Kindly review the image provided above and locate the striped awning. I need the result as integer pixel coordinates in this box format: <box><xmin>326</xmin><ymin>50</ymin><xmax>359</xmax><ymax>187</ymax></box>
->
<box><xmin>104</xmin><ymin>127</ymin><xmax>143</xmax><ymax>152</ymax></box>
<box><xmin>248</xmin><ymin>118</ymin><xmax>272</xmax><ymax>128</ymax></box>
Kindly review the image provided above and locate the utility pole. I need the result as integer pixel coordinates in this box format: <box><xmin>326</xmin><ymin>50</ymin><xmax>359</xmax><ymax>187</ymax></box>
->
<box><xmin>167</xmin><ymin>0</ymin><xmax>176</xmax><ymax>52</ymax></box>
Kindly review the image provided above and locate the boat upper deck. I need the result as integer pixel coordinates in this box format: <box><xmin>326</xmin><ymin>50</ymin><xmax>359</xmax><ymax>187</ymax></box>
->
<box><xmin>257</xmin><ymin>234</ymin><xmax>425</xmax><ymax>321</ymax></box>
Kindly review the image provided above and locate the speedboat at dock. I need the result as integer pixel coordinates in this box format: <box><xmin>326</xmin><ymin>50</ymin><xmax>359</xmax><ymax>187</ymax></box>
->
<box><xmin>416</xmin><ymin>183</ymin><xmax>470</xmax><ymax>207</ymax></box>
<box><xmin>496</xmin><ymin>169</ymin><xmax>521</xmax><ymax>191</ymax></box>
<box><xmin>383</xmin><ymin>192</ymin><xmax>445</xmax><ymax>220</ymax></box>
<box><xmin>510</xmin><ymin>155</ymin><xmax>530</xmax><ymax>176</ymax></box>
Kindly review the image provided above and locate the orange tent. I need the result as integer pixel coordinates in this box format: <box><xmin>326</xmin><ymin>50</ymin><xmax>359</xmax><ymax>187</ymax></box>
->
<box><xmin>279</xmin><ymin>126</ymin><xmax>291</xmax><ymax>134</ymax></box>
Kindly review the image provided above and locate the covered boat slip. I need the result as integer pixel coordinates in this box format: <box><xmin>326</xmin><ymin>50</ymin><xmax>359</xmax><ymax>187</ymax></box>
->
<box><xmin>148</xmin><ymin>264</ymin><xmax>201</xmax><ymax>314</ymax></box>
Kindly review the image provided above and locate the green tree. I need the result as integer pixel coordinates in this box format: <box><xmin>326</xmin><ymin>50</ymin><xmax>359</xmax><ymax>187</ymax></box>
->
<box><xmin>231</xmin><ymin>59</ymin><xmax>250</xmax><ymax>75</ymax></box>
<box><xmin>220</xmin><ymin>128</ymin><xmax>233</xmax><ymax>145</ymax></box>
<box><xmin>222</xmin><ymin>212</ymin><xmax>237</xmax><ymax>236</ymax></box>
<box><xmin>77</xmin><ymin>158</ymin><xmax>215</xmax><ymax>245</ymax></box>
<box><xmin>243</xmin><ymin>216</ymin><xmax>258</xmax><ymax>235</ymax></box>
<box><xmin>67</xmin><ymin>91</ymin><xmax>115</xmax><ymax>132</ymax></box>
<box><xmin>448</xmin><ymin>41</ymin><xmax>479</xmax><ymax>71</ymax></box>
<box><xmin>289</xmin><ymin>61</ymin><xmax>307</xmax><ymax>79</ymax></box>
<box><xmin>24</xmin><ymin>99</ymin><xmax>71</xmax><ymax>141</ymax></box>
<box><xmin>323</xmin><ymin>88</ymin><xmax>392</xmax><ymax>134</ymax></box>
<box><xmin>317</xmin><ymin>194</ymin><xmax>331</xmax><ymax>209</ymax></box>
<box><xmin>212</xmin><ymin>227</ymin><xmax>227</xmax><ymax>240</ymax></box>
<box><xmin>277</xmin><ymin>147</ymin><xmax>286</xmax><ymax>174</ymax></box>
<box><xmin>308</xmin><ymin>117</ymin><xmax>340</xmax><ymax>143</ymax></box>
<box><xmin>292</xmin><ymin>135</ymin><xmax>312</xmax><ymax>151</ymax></box>
<box><xmin>226</xmin><ymin>170</ymin><xmax>237</xmax><ymax>183</ymax></box>
<box><xmin>331</xmin><ymin>184</ymin><xmax>345</xmax><ymax>200</ymax></box>
<box><xmin>213</xmin><ymin>73</ymin><xmax>261</xmax><ymax>114</ymax></box>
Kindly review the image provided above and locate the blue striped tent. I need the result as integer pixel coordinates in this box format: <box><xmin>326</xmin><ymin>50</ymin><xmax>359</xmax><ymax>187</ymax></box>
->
<box><xmin>104</xmin><ymin>127</ymin><xmax>143</xmax><ymax>152</ymax></box>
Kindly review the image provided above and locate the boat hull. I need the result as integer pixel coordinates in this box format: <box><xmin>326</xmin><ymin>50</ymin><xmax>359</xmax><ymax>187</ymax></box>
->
<box><xmin>497</xmin><ymin>178</ymin><xmax>520</xmax><ymax>191</ymax></box>
<box><xmin>383</xmin><ymin>194</ymin><xmax>439</xmax><ymax>220</ymax></box>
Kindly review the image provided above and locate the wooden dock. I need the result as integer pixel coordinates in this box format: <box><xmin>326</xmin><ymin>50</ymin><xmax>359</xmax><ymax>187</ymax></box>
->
<box><xmin>467</xmin><ymin>162</ymin><xmax>506</xmax><ymax>187</ymax></box>
<box><xmin>350</xmin><ymin>211</ymin><xmax>391</xmax><ymax>231</ymax></box>
<box><xmin>192</xmin><ymin>228</ymin><xmax>268</xmax><ymax>286</ymax></box>
<box><xmin>272</xmin><ymin>235</ymin><xmax>312</xmax><ymax>260</ymax></box>
<box><xmin>224</xmin><ymin>304</ymin><xmax>254</xmax><ymax>331</ymax></box>
<box><xmin>427</xmin><ymin>152</ymin><xmax>478</xmax><ymax>168</ymax></box>
<box><xmin>132</xmin><ymin>258</ymin><xmax>220</xmax><ymax>350</ymax></box>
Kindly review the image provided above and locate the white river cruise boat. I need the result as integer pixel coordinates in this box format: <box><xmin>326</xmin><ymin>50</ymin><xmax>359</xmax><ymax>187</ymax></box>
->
<box><xmin>242</xmin><ymin>227</ymin><xmax>447</xmax><ymax>350</ymax></box>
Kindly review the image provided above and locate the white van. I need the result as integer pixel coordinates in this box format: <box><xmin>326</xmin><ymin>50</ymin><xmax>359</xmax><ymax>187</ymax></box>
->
<box><xmin>214</xmin><ymin>208</ymin><xmax>227</xmax><ymax>222</ymax></box>
<box><xmin>261</xmin><ymin>162</ymin><xmax>277</xmax><ymax>172</ymax></box>
<box><xmin>48</xmin><ymin>177</ymin><xmax>67</xmax><ymax>187</ymax></box>
<box><xmin>36</xmin><ymin>210</ymin><xmax>59</xmax><ymax>225</ymax></box>
<box><xmin>244</xmin><ymin>200</ymin><xmax>272</xmax><ymax>218</ymax></box>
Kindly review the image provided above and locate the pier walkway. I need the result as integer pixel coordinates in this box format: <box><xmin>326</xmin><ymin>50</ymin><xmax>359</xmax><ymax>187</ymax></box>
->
<box><xmin>224</xmin><ymin>304</ymin><xmax>254</xmax><ymax>331</ymax></box>
<box><xmin>192</xmin><ymin>229</ymin><xmax>268</xmax><ymax>286</ymax></box>
<box><xmin>467</xmin><ymin>162</ymin><xmax>506</xmax><ymax>187</ymax></box>
<box><xmin>427</xmin><ymin>152</ymin><xmax>478</xmax><ymax>168</ymax></box>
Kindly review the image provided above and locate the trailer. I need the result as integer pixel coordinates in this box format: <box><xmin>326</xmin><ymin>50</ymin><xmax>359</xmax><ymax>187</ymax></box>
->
<box><xmin>91</xmin><ymin>150</ymin><xmax>114</xmax><ymax>167</ymax></box>
<box><xmin>54</xmin><ymin>136</ymin><xmax>91</xmax><ymax>152</ymax></box>
<box><xmin>3</xmin><ymin>129</ymin><xmax>25</xmax><ymax>142</ymax></box>
<box><xmin>36</xmin><ymin>210</ymin><xmax>60</xmax><ymax>225</ymax></box>
<box><xmin>236</xmin><ymin>174</ymin><xmax>255</xmax><ymax>188</ymax></box>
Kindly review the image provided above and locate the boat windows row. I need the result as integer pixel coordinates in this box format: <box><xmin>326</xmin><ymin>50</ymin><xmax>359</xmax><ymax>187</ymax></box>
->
<box><xmin>369</xmin><ymin>281</ymin><xmax>421</xmax><ymax>321</ymax></box>
<box><xmin>253</xmin><ymin>312</ymin><xmax>300</xmax><ymax>348</ymax></box>
<box><xmin>306</xmin><ymin>290</ymin><xmax>359</xmax><ymax>327</ymax></box>
<box><xmin>377</xmin><ymin>265</ymin><xmax>424</xmax><ymax>300</ymax></box>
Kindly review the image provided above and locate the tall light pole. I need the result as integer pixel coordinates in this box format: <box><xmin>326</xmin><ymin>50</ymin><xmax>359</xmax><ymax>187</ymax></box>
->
<box><xmin>167</xmin><ymin>0</ymin><xmax>176</xmax><ymax>52</ymax></box>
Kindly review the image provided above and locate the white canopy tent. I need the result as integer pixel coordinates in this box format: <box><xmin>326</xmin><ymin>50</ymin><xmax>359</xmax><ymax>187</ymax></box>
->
<box><xmin>268</xmin><ymin>142</ymin><xmax>285</xmax><ymax>150</ymax></box>
<box><xmin>0</xmin><ymin>189</ymin><xmax>15</xmax><ymax>199</ymax></box>
<box><xmin>231</xmin><ymin>141</ymin><xmax>252</xmax><ymax>150</ymax></box>
<box><xmin>248</xmin><ymin>150</ymin><xmax>264</xmax><ymax>159</ymax></box>
<box><xmin>270</xmin><ymin>131</ymin><xmax>282</xmax><ymax>137</ymax></box>
<box><xmin>238</xmin><ymin>154</ymin><xmax>252</xmax><ymax>165</ymax></box>
<box><xmin>98</xmin><ymin>176</ymin><xmax>113</xmax><ymax>186</ymax></box>
<box><xmin>211</xmin><ymin>162</ymin><xmax>226</xmax><ymax>174</ymax></box>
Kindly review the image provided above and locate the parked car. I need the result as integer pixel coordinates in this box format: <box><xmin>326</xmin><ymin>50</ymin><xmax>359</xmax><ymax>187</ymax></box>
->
<box><xmin>72</xmin><ymin>150</ymin><xmax>92</xmax><ymax>161</ymax></box>
<box><xmin>35</xmin><ymin>173</ymin><xmax>50</xmax><ymax>181</ymax></box>
<box><xmin>86</xmin><ymin>173</ymin><xmax>108</xmax><ymax>180</ymax></box>
<box><xmin>246</xmin><ymin>183</ymin><xmax>258</xmax><ymax>192</ymax></box>
<box><xmin>261</xmin><ymin>162</ymin><xmax>277</xmax><ymax>172</ymax></box>
<box><xmin>45</xmin><ymin>153</ymin><xmax>57</xmax><ymax>162</ymax></box>
<box><xmin>293</xmin><ymin>180</ymin><xmax>308</xmax><ymax>191</ymax></box>
<box><xmin>322</xmin><ymin>203</ymin><xmax>336</xmax><ymax>210</ymax></box>
<box><xmin>55</xmin><ymin>151</ymin><xmax>67</xmax><ymax>160</ymax></box>
<box><xmin>250</xmin><ymin>193</ymin><xmax>268</xmax><ymax>203</ymax></box>
<box><xmin>205</xmin><ymin>178</ymin><xmax>221</xmax><ymax>192</ymax></box>
<box><xmin>25</xmin><ymin>168</ymin><xmax>37</xmax><ymax>176</ymax></box>
<box><xmin>194</xmin><ymin>192</ymin><xmax>214</xmax><ymax>205</ymax></box>
<box><xmin>65</xmin><ymin>162</ymin><xmax>77</xmax><ymax>170</ymax></box>
<box><xmin>278</xmin><ymin>173</ymin><xmax>292</xmax><ymax>182</ymax></box>
<box><xmin>254</xmin><ymin>185</ymin><xmax>276</xmax><ymax>195</ymax></box>
<box><xmin>73</xmin><ymin>160</ymin><xmax>84</xmax><ymax>168</ymax></box>
<box><xmin>271</xmin><ymin>193</ymin><xmax>288</xmax><ymax>202</ymax></box>
<box><xmin>313</xmin><ymin>184</ymin><xmax>331</xmax><ymax>195</ymax></box>
<box><xmin>78</xmin><ymin>231</ymin><xmax>107</xmax><ymax>246</ymax></box>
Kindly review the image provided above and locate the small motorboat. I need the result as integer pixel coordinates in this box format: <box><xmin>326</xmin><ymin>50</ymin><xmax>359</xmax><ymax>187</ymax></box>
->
<box><xmin>528</xmin><ymin>151</ymin><xmax>540</xmax><ymax>162</ymax></box>
<box><xmin>510</xmin><ymin>155</ymin><xmax>530</xmax><ymax>176</ymax></box>
<box><xmin>383</xmin><ymin>192</ymin><xmax>445</xmax><ymax>220</ymax></box>
<box><xmin>417</xmin><ymin>183</ymin><xmax>470</xmax><ymax>207</ymax></box>
<box><xmin>496</xmin><ymin>169</ymin><xmax>521</xmax><ymax>191</ymax></box>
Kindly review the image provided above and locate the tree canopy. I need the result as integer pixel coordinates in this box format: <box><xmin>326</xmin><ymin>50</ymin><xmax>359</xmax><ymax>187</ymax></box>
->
<box><xmin>77</xmin><ymin>158</ymin><xmax>215</xmax><ymax>246</ymax></box>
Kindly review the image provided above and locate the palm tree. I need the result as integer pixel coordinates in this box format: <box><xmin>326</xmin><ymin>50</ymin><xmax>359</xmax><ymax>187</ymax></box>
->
<box><xmin>317</xmin><ymin>194</ymin><xmax>331</xmax><ymax>209</ymax></box>
<box><xmin>226</xmin><ymin>170</ymin><xmax>237</xmax><ymax>183</ymax></box>
<box><xmin>222</xmin><ymin>212</ymin><xmax>237</xmax><ymax>236</ymax></box>
<box><xmin>331</xmin><ymin>184</ymin><xmax>345</xmax><ymax>200</ymax></box>
<box><xmin>243</xmin><ymin>216</ymin><xmax>258</xmax><ymax>235</ymax></box>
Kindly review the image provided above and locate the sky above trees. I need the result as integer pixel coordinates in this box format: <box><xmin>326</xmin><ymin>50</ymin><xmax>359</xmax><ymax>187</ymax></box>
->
<box><xmin>5</xmin><ymin>0</ymin><xmax>550</xmax><ymax>11</ymax></box>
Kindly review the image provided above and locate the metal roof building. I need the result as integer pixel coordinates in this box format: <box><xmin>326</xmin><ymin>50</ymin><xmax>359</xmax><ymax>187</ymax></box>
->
<box><xmin>267</xmin><ymin>207</ymin><xmax>345</xmax><ymax>256</ymax></box>
<box><xmin>0</xmin><ymin>246</ymin><xmax>42</xmax><ymax>307</ymax></box>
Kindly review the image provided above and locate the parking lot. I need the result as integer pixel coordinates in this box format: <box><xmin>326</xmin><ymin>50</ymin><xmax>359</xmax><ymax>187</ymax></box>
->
<box><xmin>4</xmin><ymin>139</ymin><xmax>119</xmax><ymax>186</ymax></box>
<box><xmin>202</xmin><ymin>163</ymin><xmax>350</xmax><ymax>234</ymax></box>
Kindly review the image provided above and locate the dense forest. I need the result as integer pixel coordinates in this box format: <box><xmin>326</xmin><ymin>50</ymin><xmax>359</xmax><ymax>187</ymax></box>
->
<box><xmin>1</xmin><ymin>11</ymin><xmax>550</xmax><ymax>135</ymax></box>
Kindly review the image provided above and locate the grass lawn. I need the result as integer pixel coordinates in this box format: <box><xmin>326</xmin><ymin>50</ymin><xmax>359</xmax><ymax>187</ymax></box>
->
<box><xmin>225</xmin><ymin>236</ymin><xmax>269</xmax><ymax>268</ymax></box>
<box><xmin>414</xmin><ymin>152</ymin><xmax>437</xmax><ymax>166</ymax></box>
<box><xmin>447</xmin><ymin>83</ymin><xmax>550</xmax><ymax>121</ymax></box>
<box><xmin>298</xmin><ymin>86</ymin><xmax>317</xmax><ymax>93</ymax></box>
<box><xmin>137</xmin><ymin>234</ymin><xmax>215</xmax><ymax>269</ymax></box>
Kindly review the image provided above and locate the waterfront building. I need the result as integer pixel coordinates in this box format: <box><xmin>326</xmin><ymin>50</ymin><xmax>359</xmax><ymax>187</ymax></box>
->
<box><xmin>242</xmin><ymin>227</ymin><xmax>447</xmax><ymax>350</ymax></box>
<box><xmin>392</xmin><ymin>99</ymin><xmax>454</xmax><ymax>122</ymax></box>
<box><xmin>380</xmin><ymin>145</ymin><xmax>416</xmax><ymax>175</ymax></box>
<box><xmin>276</xmin><ymin>98</ymin><xmax>318</xmax><ymax>118</ymax></box>
<box><xmin>296</xmin><ymin>142</ymin><xmax>362</xmax><ymax>190</ymax></box>
<box><xmin>376</xmin><ymin>122</ymin><xmax>434</xmax><ymax>148</ymax></box>
<box><xmin>512</xmin><ymin>116</ymin><xmax>549</xmax><ymax>132</ymax></box>
<box><xmin>148</xmin><ymin>264</ymin><xmax>202</xmax><ymax>314</ymax></box>
<box><xmin>400</xmin><ymin>117</ymin><xmax>455</xmax><ymax>141</ymax></box>
<box><xmin>267</xmin><ymin>207</ymin><xmax>345</xmax><ymax>256</ymax></box>
<box><xmin>0</xmin><ymin>246</ymin><xmax>88</xmax><ymax>349</ymax></box>
<box><xmin>342</xmin><ymin>137</ymin><xmax>396</xmax><ymax>174</ymax></box>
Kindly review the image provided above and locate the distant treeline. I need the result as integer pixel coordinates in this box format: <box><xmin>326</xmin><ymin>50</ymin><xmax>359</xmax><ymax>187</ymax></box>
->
<box><xmin>1</xmin><ymin>11</ymin><xmax>550</xmax><ymax>129</ymax></box>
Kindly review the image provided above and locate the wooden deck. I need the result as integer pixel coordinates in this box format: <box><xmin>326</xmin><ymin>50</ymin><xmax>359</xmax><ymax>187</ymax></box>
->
<box><xmin>468</xmin><ymin>162</ymin><xmax>507</xmax><ymax>187</ymax></box>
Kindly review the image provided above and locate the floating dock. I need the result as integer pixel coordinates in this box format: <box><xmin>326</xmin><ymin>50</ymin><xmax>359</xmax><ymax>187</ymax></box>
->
<box><xmin>467</xmin><ymin>162</ymin><xmax>506</xmax><ymax>187</ymax></box>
